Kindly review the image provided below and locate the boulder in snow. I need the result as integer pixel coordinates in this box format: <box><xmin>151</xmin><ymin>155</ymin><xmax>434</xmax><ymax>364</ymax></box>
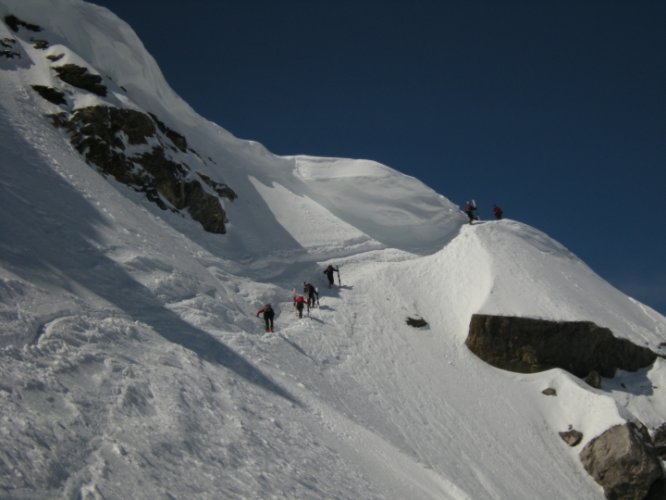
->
<box><xmin>579</xmin><ymin>422</ymin><xmax>662</xmax><ymax>500</ymax></box>
<box><xmin>559</xmin><ymin>428</ymin><xmax>583</xmax><ymax>447</ymax></box>
<box><xmin>465</xmin><ymin>315</ymin><xmax>657</xmax><ymax>379</ymax></box>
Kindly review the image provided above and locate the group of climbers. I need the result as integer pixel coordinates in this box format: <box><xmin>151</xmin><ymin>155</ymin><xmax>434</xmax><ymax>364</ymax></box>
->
<box><xmin>258</xmin><ymin>201</ymin><xmax>503</xmax><ymax>332</ymax></box>
<box><xmin>256</xmin><ymin>264</ymin><xmax>340</xmax><ymax>332</ymax></box>
<box><xmin>464</xmin><ymin>200</ymin><xmax>503</xmax><ymax>224</ymax></box>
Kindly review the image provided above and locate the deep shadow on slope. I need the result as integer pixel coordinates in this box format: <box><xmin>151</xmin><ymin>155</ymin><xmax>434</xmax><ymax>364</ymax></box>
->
<box><xmin>0</xmin><ymin>121</ymin><xmax>299</xmax><ymax>406</ymax></box>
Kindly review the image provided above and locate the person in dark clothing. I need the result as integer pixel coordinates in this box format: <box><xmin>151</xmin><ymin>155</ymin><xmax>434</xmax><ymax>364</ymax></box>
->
<box><xmin>303</xmin><ymin>282</ymin><xmax>319</xmax><ymax>308</ymax></box>
<box><xmin>464</xmin><ymin>201</ymin><xmax>476</xmax><ymax>224</ymax></box>
<box><xmin>323</xmin><ymin>265</ymin><xmax>339</xmax><ymax>288</ymax></box>
<box><xmin>256</xmin><ymin>304</ymin><xmax>274</xmax><ymax>332</ymax></box>
<box><xmin>492</xmin><ymin>204</ymin><xmax>503</xmax><ymax>220</ymax></box>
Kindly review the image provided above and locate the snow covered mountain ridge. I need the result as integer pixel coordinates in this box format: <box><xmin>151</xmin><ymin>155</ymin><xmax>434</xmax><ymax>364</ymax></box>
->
<box><xmin>1</xmin><ymin>1</ymin><xmax>665</xmax><ymax>499</ymax></box>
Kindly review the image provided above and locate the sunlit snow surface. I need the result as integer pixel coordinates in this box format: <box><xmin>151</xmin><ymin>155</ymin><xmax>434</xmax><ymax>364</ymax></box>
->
<box><xmin>0</xmin><ymin>1</ymin><xmax>664</xmax><ymax>498</ymax></box>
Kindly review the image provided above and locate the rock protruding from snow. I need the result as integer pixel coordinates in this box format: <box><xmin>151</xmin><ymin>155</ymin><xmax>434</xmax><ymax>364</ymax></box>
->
<box><xmin>466</xmin><ymin>314</ymin><xmax>657</xmax><ymax>379</ymax></box>
<box><xmin>579</xmin><ymin>423</ymin><xmax>663</xmax><ymax>500</ymax></box>
<box><xmin>559</xmin><ymin>428</ymin><xmax>583</xmax><ymax>447</ymax></box>
<box><xmin>53</xmin><ymin>63</ymin><xmax>107</xmax><ymax>96</ymax></box>
<box><xmin>48</xmin><ymin>105</ymin><xmax>235</xmax><ymax>233</ymax></box>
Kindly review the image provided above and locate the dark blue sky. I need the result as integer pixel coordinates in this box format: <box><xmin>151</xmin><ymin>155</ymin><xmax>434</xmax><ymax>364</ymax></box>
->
<box><xmin>90</xmin><ymin>0</ymin><xmax>665</xmax><ymax>315</ymax></box>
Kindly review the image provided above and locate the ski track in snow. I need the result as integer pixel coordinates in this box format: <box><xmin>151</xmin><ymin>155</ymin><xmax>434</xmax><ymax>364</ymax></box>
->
<box><xmin>0</xmin><ymin>2</ymin><xmax>665</xmax><ymax>499</ymax></box>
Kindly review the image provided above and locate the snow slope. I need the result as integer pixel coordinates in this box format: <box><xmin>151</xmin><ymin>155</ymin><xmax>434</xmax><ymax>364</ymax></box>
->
<box><xmin>1</xmin><ymin>1</ymin><xmax>665</xmax><ymax>499</ymax></box>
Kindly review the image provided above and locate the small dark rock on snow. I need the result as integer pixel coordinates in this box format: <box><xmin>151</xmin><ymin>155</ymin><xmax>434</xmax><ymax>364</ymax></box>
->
<box><xmin>406</xmin><ymin>317</ymin><xmax>428</xmax><ymax>328</ymax></box>
<box><xmin>559</xmin><ymin>428</ymin><xmax>583</xmax><ymax>447</ymax></box>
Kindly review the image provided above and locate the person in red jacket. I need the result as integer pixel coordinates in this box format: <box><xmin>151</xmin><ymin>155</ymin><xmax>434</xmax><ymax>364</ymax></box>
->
<box><xmin>493</xmin><ymin>204</ymin><xmax>503</xmax><ymax>220</ymax></box>
<box><xmin>293</xmin><ymin>294</ymin><xmax>307</xmax><ymax>318</ymax></box>
<box><xmin>256</xmin><ymin>304</ymin><xmax>274</xmax><ymax>332</ymax></box>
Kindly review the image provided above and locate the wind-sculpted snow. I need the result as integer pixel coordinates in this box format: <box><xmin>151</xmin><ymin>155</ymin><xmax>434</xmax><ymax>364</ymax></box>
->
<box><xmin>471</xmin><ymin>220</ymin><xmax>666</xmax><ymax>350</ymax></box>
<box><xmin>1</xmin><ymin>1</ymin><xmax>665</xmax><ymax>499</ymax></box>
<box><xmin>291</xmin><ymin>156</ymin><xmax>463</xmax><ymax>252</ymax></box>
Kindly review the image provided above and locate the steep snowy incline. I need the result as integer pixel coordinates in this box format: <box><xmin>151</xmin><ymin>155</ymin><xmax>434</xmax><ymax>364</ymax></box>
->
<box><xmin>473</xmin><ymin>220</ymin><xmax>666</xmax><ymax>348</ymax></box>
<box><xmin>1</xmin><ymin>2</ymin><xmax>665</xmax><ymax>499</ymax></box>
<box><xmin>0</xmin><ymin>0</ymin><xmax>463</xmax><ymax>264</ymax></box>
<box><xmin>289</xmin><ymin>220</ymin><xmax>666</xmax><ymax>499</ymax></box>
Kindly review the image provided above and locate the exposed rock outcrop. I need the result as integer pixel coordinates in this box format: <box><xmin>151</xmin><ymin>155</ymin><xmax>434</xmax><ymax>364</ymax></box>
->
<box><xmin>1</xmin><ymin>37</ymin><xmax>19</xmax><ymax>59</ymax></box>
<box><xmin>149</xmin><ymin>112</ymin><xmax>188</xmax><ymax>152</ymax></box>
<box><xmin>31</xmin><ymin>85</ymin><xmax>66</xmax><ymax>105</ymax></box>
<box><xmin>48</xmin><ymin>105</ymin><xmax>235</xmax><ymax>234</ymax></box>
<box><xmin>580</xmin><ymin>423</ymin><xmax>662</xmax><ymax>500</ymax></box>
<box><xmin>466</xmin><ymin>314</ymin><xmax>657</xmax><ymax>379</ymax></box>
<box><xmin>467</xmin><ymin>316</ymin><xmax>663</xmax><ymax>497</ymax></box>
<box><xmin>4</xmin><ymin>15</ymin><xmax>42</xmax><ymax>33</ymax></box>
<box><xmin>7</xmin><ymin>13</ymin><xmax>235</xmax><ymax>235</ymax></box>
<box><xmin>198</xmin><ymin>172</ymin><xmax>238</xmax><ymax>201</ymax></box>
<box><xmin>53</xmin><ymin>64</ymin><xmax>107</xmax><ymax>96</ymax></box>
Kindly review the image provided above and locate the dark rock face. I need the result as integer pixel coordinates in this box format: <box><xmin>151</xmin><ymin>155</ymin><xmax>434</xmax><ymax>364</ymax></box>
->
<box><xmin>1</xmin><ymin>37</ymin><xmax>19</xmax><ymax>59</ymax></box>
<box><xmin>652</xmin><ymin>423</ymin><xmax>666</xmax><ymax>459</ymax></box>
<box><xmin>54</xmin><ymin>64</ymin><xmax>107</xmax><ymax>96</ymax></box>
<box><xmin>31</xmin><ymin>85</ymin><xmax>66</xmax><ymax>105</ymax></box>
<box><xmin>69</xmin><ymin>106</ymin><xmax>157</xmax><ymax>146</ymax></box>
<box><xmin>149</xmin><ymin>113</ymin><xmax>188</xmax><ymax>152</ymax></box>
<box><xmin>646</xmin><ymin>478</ymin><xmax>666</xmax><ymax>500</ymax></box>
<box><xmin>49</xmin><ymin>106</ymin><xmax>235</xmax><ymax>234</ymax></box>
<box><xmin>580</xmin><ymin>423</ymin><xmax>662</xmax><ymax>500</ymax></box>
<box><xmin>0</xmin><ymin>49</ymin><xmax>19</xmax><ymax>59</ymax></box>
<box><xmin>5</xmin><ymin>15</ymin><xmax>42</xmax><ymax>33</ymax></box>
<box><xmin>10</xmin><ymin>13</ymin><xmax>235</xmax><ymax>235</ymax></box>
<box><xmin>466</xmin><ymin>315</ymin><xmax>657</xmax><ymax>379</ymax></box>
<box><xmin>198</xmin><ymin>172</ymin><xmax>238</xmax><ymax>201</ymax></box>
